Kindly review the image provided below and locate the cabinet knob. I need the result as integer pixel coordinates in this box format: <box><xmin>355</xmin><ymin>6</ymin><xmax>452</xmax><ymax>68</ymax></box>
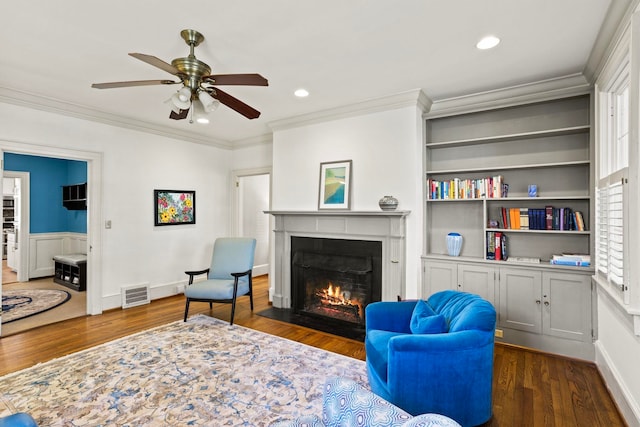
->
<box><xmin>544</xmin><ymin>301</ymin><xmax>550</xmax><ymax>306</ymax></box>
<box><xmin>536</xmin><ymin>300</ymin><xmax>541</xmax><ymax>304</ymax></box>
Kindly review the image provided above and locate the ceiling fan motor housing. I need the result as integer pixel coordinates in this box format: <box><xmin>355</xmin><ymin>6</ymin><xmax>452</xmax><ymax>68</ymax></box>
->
<box><xmin>171</xmin><ymin>57</ymin><xmax>211</xmax><ymax>95</ymax></box>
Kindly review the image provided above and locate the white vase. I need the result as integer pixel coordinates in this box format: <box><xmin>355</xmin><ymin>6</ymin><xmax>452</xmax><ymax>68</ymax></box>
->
<box><xmin>446</xmin><ymin>233</ymin><xmax>463</xmax><ymax>257</ymax></box>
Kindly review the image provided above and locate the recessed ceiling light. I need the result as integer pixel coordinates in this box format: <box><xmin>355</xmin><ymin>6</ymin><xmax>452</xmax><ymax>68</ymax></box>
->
<box><xmin>476</xmin><ymin>36</ymin><xmax>500</xmax><ymax>50</ymax></box>
<box><xmin>294</xmin><ymin>88</ymin><xmax>309</xmax><ymax>97</ymax></box>
<box><xmin>196</xmin><ymin>117</ymin><xmax>210</xmax><ymax>124</ymax></box>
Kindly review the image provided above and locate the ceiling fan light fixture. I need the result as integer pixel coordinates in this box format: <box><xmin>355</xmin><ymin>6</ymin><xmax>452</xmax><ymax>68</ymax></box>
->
<box><xmin>170</xmin><ymin>88</ymin><xmax>192</xmax><ymax>110</ymax></box>
<box><xmin>192</xmin><ymin>101</ymin><xmax>210</xmax><ymax>124</ymax></box>
<box><xmin>198</xmin><ymin>90</ymin><xmax>220</xmax><ymax>112</ymax></box>
<box><xmin>177</xmin><ymin>86</ymin><xmax>192</xmax><ymax>102</ymax></box>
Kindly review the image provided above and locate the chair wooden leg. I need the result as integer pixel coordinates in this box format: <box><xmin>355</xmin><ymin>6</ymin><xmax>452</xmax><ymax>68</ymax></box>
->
<box><xmin>229</xmin><ymin>298</ymin><xmax>237</xmax><ymax>325</ymax></box>
<box><xmin>184</xmin><ymin>299</ymin><xmax>190</xmax><ymax>322</ymax></box>
<box><xmin>249</xmin><ymin>280</ymin><xmax>254</xmax><ymax>311</ymax></box>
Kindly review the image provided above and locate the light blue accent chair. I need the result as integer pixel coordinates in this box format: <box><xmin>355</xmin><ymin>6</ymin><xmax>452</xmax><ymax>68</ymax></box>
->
<box><xmin>184</xmin><ymin>237</ymin><xmax>256</xmax><ymax>325</ymax></box>
<box><xmin>365</xmin><ymin>291</ymin><xmax>496</xmax><ymax>427</ymax></box>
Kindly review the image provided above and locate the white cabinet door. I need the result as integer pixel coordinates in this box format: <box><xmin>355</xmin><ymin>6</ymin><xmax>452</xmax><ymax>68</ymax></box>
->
<box><xmin>458</xmin><ymin>264</ymin><xmax>496</xmax><ymax>305</ymax></box>
<box><xmin>6</xmin><ymin>233</ymin><xmax>17</xmax><ymax>272</ymax></box>
<box><xmin>423</xmin><ymin>259</ymin><xmax>457</xmax><ymax>297</ymax></box>
<box><xmin>498</xmin><ymin>267</ymin><xmax>542</xmax><ymax>334</ymax></box>
<box><xmin>542</xmin><ymin>272</ymin><xmax>592</xmax><ymax>342</ymax></box>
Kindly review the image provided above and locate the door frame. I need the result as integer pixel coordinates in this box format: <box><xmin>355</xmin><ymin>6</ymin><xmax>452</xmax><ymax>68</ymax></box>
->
<box><xmin>0</xmin><ymin>141</ymin><xmax>103</xmax><ymax>318</ymax></box>
<box><xmin>230</xmin><ymin>166</ymin><xmax>272</xmax><ymax>278</ymax></box>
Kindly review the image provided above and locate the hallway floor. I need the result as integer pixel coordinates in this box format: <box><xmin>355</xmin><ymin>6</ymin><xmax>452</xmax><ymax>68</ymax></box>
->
<box><xmin>2</xmin><ymin>261</ymin><xmax>87</xmax><ymax>336</ymax></box>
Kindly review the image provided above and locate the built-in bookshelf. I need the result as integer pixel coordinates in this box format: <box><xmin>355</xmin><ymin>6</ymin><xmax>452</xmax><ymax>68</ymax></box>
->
<box><xmin>424</xmin><ymin>95</ymin><xmax>592</xmax><ymax>266</ymax></box>
<box><xmin>422</xmin><ymin>94</ymin><xmax>595</xmax><ymax>360</ymax></box>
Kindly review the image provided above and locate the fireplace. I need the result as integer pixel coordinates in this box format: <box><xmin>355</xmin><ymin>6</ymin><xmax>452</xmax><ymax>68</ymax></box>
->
<box><xmin>291</xmin><ymin>237</ymin><xmax>382</xmax><ymax>333</ymax></box>
<box><xmin>263</xmin><ymin>210</ymin><xmax>409</xmax><ymax>340</ymax></box>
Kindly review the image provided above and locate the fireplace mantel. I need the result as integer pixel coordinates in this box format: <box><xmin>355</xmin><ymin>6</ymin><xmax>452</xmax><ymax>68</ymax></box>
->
<box><xmin>266</xmin><ymin>210</ymin><xmax>410</xmax><ymax>308</ymax></box>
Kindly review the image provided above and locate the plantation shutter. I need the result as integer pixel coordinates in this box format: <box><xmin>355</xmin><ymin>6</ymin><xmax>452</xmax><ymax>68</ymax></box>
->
<box><xmin>596</xmin><ymin>169</ymin><xmax>628</xmax><ymax>301</ymax></box>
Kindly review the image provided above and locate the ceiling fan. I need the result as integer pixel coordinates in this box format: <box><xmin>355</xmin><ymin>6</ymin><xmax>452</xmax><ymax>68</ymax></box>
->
<box><xmin>92</xmin><ymin>29</ymin><xmax>268</xmax><ymax>121</ymax></box>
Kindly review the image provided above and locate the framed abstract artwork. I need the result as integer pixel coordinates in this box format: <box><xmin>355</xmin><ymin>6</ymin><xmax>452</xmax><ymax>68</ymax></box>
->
<box><xmin>154</xmin><ymin>189</ymin><xmax>196</xmax><ymax>226</ymax></box>
<box><xmin>318</xmin><ymin>160</ymin><xmax>352</xmax><ymax>210</ymax></box>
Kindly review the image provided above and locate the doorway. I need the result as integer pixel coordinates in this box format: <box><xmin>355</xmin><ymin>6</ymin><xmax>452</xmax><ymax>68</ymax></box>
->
<box><xmin>0</xmin><ymin>142</ymin><xmax>103</xmax><ymax>337</ymax></box>
<box><xmin>232</xmin><ymin>168</ymin><xmax>271</xmax><ymax>277</ymax></box>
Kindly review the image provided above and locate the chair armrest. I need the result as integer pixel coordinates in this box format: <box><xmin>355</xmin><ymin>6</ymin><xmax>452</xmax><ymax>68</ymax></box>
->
<box><xmin>366</xmin><ymin>301</ymin><xmax>416</xmax><ymax>334</ymax></box>
<box><xmin>230</xmin><ymin>269</ymin><xmax>252</xmax><ymax>278</ymax></box>
<box><xmin>185</xmin><ymin>269</ymin><xmax>209</xmax><ymax>285</ymax></box>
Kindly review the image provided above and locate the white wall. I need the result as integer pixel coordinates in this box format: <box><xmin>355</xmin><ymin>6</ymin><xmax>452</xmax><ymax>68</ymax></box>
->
<box><xmin>271</xmin><ymin>105</ymin><xmax>425</xmax><ymax>297</ymax></box>
<box><xmin>596</xmin><ymin>293</ymin><xmax>640</xmax><ymax>426</ymax></box>
<box><xmin>0</xmin><ymin>102</ymin><xmax>242</xmax><ymax>309</ymax></box>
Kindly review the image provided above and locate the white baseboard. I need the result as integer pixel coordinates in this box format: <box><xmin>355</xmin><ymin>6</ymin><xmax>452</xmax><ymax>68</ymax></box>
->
<box><xmin>595</xmin><ymin>340</ymin><xmax>640</xmax><ymax>427</ymax></box>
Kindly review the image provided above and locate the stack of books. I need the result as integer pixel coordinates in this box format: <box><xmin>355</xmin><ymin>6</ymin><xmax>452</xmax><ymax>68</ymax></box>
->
<box><xmin>500</xmin><ymin>206</ymin><xmax>585</xmax><ymax>231</ymax></box>
<box><xmin>550</xmin><ymin>254</ymin><xmax>591</xmax><ymax>267</ymax></box>
<box><xmin>428</xmin><ymin>175</ymin><xmax>504</xmax><ymax>200</ymax></box>
<box><xmin>486</xmin><ymin>231</ymin><xmax>507</xmax><ymax>260</ymax></box>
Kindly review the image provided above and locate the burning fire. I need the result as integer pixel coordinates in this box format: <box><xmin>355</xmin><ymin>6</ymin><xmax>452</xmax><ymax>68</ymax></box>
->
<box><xmin>321</xmin><ymin>283</ymin><xmax>351</xmax><ymax>305</ymax></box>
<box><xmin>310</xmin><ymin>281</ymin><xmax>365</xmax><ymax>324</ymax></box>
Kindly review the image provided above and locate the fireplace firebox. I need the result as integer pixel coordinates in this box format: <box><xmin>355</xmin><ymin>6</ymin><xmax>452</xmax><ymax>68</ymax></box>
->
<box><xmin>290</xmin><ymin>236</ymin><xmax>382</xmax><ymax>338</ymax></box>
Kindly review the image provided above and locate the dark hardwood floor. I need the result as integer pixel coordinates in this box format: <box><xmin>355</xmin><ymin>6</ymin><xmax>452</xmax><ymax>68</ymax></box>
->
<box><xmin>0</xmin><ymin>275</ymin><xmax>626</xmax><ymax>426</ymax></box>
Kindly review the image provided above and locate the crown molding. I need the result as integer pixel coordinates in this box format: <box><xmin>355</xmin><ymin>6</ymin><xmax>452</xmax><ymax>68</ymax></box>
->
<box><xmin>424</xmin><ymin>74</ymin><xmax>591</xmax><ymax>119</ymax></box>
<box><xmin>231</xmin><ymin>133</ymin><xmax>273</xmax><ymax>149</ymax></box>
<box><xmin>584</xmin><ymin>0</ymin><xmax>639</xmax><ymax>83</ymax></box>
<box><xmin>268</xmin><ymin>89</ymin><xmax>432</xmax><ymax>132</ymax></box>
<box><xmin>0</xmin><ymin>87</ymin><xmax>234</xmax><ymax>150</ymax></box>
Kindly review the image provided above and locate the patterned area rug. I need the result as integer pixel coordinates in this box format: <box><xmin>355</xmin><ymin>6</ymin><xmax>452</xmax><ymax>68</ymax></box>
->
<box><xmin>0</xmin><ymin>315</ymin><xmax>367</xmax><ymax>426</ymax></box>
<box><xmin>1</xmin><ymin>289</ymin><xmax>71</xmax><ymax>323</ymax></box>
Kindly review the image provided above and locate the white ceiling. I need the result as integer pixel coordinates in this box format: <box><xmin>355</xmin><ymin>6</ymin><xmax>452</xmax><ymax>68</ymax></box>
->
<box><xmin>0</xmin><ymin>1</ymin><xmax>632</xmax><ymax>148</ymax></box>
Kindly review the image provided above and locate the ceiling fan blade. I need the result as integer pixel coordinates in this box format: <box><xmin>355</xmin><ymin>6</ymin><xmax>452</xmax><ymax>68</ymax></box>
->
<box><xmin>211</xmin><ymin>88</ymin><xmax>261</xmax><ymax>119</ymax></box>
<box><xmin>92</xmin><ymin>79</ymin><xmax>179</xmax><ymax>89</ymax></box>
<box><xmin>129</xmin><ymin>53</ymin><xmax>182</xmax><ymax>76</ymax></box>
<box><xmin>170</xmin><ymin>108</ymin><xmax>190</xmax><ymax>120</ymax></box>
<box><xmin>203</xmin><ymin>73</ymin><xmax>268</xmax><ymax>86</ymax></box>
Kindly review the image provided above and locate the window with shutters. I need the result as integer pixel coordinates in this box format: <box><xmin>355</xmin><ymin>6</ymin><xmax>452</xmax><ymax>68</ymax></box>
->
<box><xmin>595</xmin><ymin>50</ymin><xmax>630</xmax><ymax>305</ymax></box>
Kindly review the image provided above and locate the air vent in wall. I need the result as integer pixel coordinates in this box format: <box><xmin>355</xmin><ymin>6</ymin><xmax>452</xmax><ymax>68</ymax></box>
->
<box><xmin>121</xmin><ymin>283</ymin><xmax>150</xmax><ymax>309</ymax></box>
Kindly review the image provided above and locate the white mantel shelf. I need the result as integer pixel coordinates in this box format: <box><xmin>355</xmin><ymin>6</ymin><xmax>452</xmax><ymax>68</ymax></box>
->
<box><xmin>266</xmin><ymin>210</ymin><xmax>410</xmax><ymax>309</ymax></box>
<box><xmin>265</xmin><ymin>210</ymin><xmax>410</xmax><ymax>216</ymax></box>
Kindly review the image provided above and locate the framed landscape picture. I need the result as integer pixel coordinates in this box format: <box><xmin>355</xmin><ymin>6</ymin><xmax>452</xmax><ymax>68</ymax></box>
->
<box><xmin>154</xmin><ymin>190</ymin><xmax>196</xmax><ymax>226</ymax></box>
<box><xmin>318</xmin><ymin>160</ymin><xmax>352</xmax><ymax>210</ymax></box>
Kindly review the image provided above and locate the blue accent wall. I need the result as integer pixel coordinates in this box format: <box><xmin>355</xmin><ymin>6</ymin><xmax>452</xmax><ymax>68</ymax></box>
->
<box><xmin>4</xmin><ymin>153</ymin><xmax>87</xmax><ymax>233</ymax></box>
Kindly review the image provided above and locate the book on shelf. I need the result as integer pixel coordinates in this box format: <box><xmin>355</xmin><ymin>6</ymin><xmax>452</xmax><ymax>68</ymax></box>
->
<box><xmin>549</xmin><ymin>254</ymin><xmax>591</xmax><ymax>267</ymax></box>
<box><xmin>545</xmin><ymin>206</ymin><xmax>553</xmax><ymax>230</ymax></box>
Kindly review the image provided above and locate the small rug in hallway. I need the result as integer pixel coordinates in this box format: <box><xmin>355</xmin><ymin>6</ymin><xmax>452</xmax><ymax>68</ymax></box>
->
<box><xmin>1</xmin><ymin>289</ymin><xmax>71</xmax><ymax>323</ymax></box>
<box><xmin>0</xmin><ymin>315</ymin><xmax>367</xmax><ymax>426</ymax></box>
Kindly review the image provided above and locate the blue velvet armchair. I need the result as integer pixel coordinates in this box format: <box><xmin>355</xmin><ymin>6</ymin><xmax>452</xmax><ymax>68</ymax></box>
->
<box><xmin>365</xmin><ymin>290</ymin><xmax>496</xmax><ymax>427</ymax></box>
<box><xmin>0</xmin><ymin>413</ymin><xmax>37</xmax><ymax>427</ymax></box>
<box><xmin>184</xmin><ymin>237</ymin><xmax>256</xmax><ymax>325</ymax></box>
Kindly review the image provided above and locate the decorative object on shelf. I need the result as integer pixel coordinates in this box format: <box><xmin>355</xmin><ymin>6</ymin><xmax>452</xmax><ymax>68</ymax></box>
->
<box><xmin>446</xmin><ymin>232</ymin><xmax>463</xmax><ymax>257</ymax></box>
<box><xmin>318</xmin><ymin>160</ymin><xmax>352</xmax><ymax>210</ymax></box>
<box><xmin>378</xmin><ymin>195</ymin><xmax>399</xmax><ymax>211</ymax></box>
<box><xmin>154</xmin><ymin>190</ymin><xmax>196</xmax><ymax>226</ymax></box>
<box><xmin>528</xmin><ymin>184</ymin><xmax>538</xmax><ymax>197</ymax></box>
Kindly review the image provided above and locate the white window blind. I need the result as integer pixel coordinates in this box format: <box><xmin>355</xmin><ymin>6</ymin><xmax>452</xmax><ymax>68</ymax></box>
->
<box><xmin>596</xmin><ymin>171</ymin><xmax>628</xmax><ymax>300</ymax></box>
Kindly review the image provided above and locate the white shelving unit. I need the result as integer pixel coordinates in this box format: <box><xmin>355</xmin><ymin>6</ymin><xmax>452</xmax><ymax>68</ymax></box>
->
<box><xmin>422</xmin><ymin>94</ymin><xmax>595</xmax><ymax>360</ymax></box>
